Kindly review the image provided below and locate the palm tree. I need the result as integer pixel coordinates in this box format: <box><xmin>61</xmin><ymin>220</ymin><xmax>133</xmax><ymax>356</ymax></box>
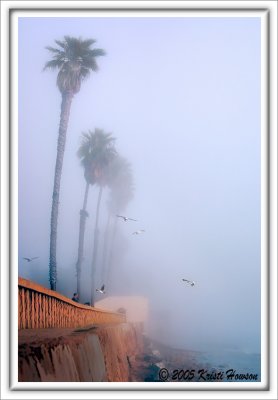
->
<box><xmin>76</xmin><ymin>129</ymin><xmax>116</xmax><ymax>304</ymax></box>
<box><xmin>44</xmin><ymin>36</ymin><xmax>105</xmax><ymax>290</ymax></box>
<box><xmin>102</xmin><ymin>156</ymin><xmax>134</xmax><ymax>285</ymax></box>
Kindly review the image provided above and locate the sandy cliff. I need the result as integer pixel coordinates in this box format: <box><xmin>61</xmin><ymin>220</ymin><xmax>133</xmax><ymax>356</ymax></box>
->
<box><xmin>18</xmin><ymin>322</ymin><xmax>143</xmax><ymax>382</ymax></box>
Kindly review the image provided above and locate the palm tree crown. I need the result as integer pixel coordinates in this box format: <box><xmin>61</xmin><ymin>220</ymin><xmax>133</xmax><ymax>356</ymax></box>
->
<box><xmin>44</xmin><ymin>36</ymin><xmax>105</xmax><ymax>94</ymax></box>
<box><xmin>107</xmin><ymin>156</ymin><xmax>134</xmax><ymax>213</ymax></box>
<box><xmin>77</xmin><ymin>129</ymin><xmax>117</xmax><ymax>186</ymax></box>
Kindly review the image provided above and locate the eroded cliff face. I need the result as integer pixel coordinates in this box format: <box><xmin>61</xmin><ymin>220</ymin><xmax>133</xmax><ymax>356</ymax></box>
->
<box><xmin>18</xmin><ymin>323</ymin><xmax>143</xmax><ymax>382</ymax></box>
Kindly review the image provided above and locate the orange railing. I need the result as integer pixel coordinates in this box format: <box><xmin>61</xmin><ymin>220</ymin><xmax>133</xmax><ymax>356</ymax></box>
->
<box><xmin>18</xmin><ymin>277</ymin><xmax>125</xmax><ymax>329</ymax></box>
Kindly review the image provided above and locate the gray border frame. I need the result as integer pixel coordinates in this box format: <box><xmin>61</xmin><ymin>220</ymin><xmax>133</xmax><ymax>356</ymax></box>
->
<box><xmin>8</xmin><ymin>3</ymin><xmax>272</xmax><ymax>395</ymax></box>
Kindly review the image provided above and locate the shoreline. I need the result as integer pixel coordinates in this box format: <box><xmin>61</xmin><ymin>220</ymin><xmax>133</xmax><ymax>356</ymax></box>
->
<box><xmin>129</xmin><ymin>335</ymin><xmax>213</xmax><ymax>382</ymax></box>
<box><xmin>129</xmin><ymin>336</ymin><xmax>261</xmax><ymax>383</ymax></box>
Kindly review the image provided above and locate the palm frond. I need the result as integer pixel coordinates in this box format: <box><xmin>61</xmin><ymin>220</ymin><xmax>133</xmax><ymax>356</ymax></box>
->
<box><xmin>43</xmin><ymin>59</ymin><xmax>64</xmax><ymax>71</ymax></box>
<box><xmin>54</xmin><ymin>39</ymin><xmax>67</xmax><ymax>49</ymax></box>
<box><xmin>88</xmin><ymin>48</ymin><xmax>106</xmax><ymax>57</ymax></box>
<box><xmin>45</xmin><ymin>46</ymin><xmax>64</xmax><ymax>55</ymax></box>
<box><xmin>81</xmin><ymin>38</ymin><xmax>97</xmax><ymax>48</ymax></box>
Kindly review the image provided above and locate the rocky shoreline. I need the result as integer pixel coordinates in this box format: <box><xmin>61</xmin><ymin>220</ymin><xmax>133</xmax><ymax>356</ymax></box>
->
<box><xmin>129</xmin><ymin>335</ymin><xmax>213</xmax><ymax>382</ymax></box>
<box><xmin>129</xmin><ymin>336</ymin><xmax>260</xmax><ymax>383</ymax></box>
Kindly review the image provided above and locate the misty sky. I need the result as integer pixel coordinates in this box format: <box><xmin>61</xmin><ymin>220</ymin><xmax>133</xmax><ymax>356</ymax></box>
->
<box><xmin>18</xmin><ymin>16</ymin><xmax>261</xmax><ymax>353</ymax></box>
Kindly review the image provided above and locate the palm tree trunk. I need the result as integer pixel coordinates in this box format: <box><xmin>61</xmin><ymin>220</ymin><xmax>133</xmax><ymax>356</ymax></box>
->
<box><xmin>75</xmin><ymin>181</ymin><xmax>90</xmax><ymax>298</ymax></box>
<box><xmin>49</xmin><ymin>92</ymin><xmax>74</xmax><ymax>291</ymax></box>
<box><xmin>90</xmin><ymin>185</ymin><xmax>103</xmax><ymax>305</ymax></box>
<box><xmin>100</xmin><ymin>211</ymin><xmax>112</xmax><ymax>284</ymax></box>
<box><xmin>106</xmin><ymin>216</ymin><xmax>118</xmax><ymax>287</ymax></box>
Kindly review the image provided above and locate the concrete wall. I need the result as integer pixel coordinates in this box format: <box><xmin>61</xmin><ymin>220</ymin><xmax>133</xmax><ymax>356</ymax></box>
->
<box><xmin>95</xmin><ymin>296</ymin><xmax>149</xmax><ymax>324</ymax></box>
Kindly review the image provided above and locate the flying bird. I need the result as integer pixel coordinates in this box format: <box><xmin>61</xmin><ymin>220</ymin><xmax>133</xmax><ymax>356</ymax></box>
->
<box><xmin>117</xmin><ymin>215</ymin><xmax>137</xmax><ymax>222</ymax></box>
<box><xmin>132</xmin><ymin>229</ymin><xmax>145</xmax><ymax>235</ymax></box>
<box><xmin>182</xmin><ymin>278</ymin><xmax>196</xmax><ymax>287</ymax></box>
<box><xmin>23</xmin><ymin>257</ymin><xmax>39</xmax><ymax>262</ymax></box>
<box><xmin>96</xmin><ymin>284</ymin><xmax>105</xmax><ymax>294</ymax></box>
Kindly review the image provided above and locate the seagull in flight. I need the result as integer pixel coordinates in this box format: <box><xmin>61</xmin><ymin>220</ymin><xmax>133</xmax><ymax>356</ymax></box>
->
<box><xmin>182</xmin><ymin>278</ymin><xmax>196</xmax><ymax>287</ymax></box>
<box><xmin>96</xmin><ymin>284</ymin><xmax>105</xmax><ymax>294</ymax></box>
<box><xmin>23</xmin><ymin>257</ymin><xmax>39</xmax><ymax>262</ymax></box>
<box><xmin>117</xmin><ymin>215</ymin><xmax>137</xmax><ymax>222</ymax></box>
<box><xmin>132</xmin><ymin>229</ymin><xmax>145</xmax><ymax>235</ymax></box>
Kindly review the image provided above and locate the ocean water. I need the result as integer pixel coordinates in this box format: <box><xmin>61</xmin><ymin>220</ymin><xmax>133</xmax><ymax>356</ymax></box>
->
<box><xmin>147</xmin><ymin>337</ymin><xmax>261</xmax><ymax>383</ymax></box>
<box><xmin>196</xmin><ymin>349</ymin><xmax>261</xmax><ymax>382</ymax></box>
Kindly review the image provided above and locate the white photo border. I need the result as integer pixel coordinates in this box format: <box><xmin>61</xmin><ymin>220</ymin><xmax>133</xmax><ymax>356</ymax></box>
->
<box><xmin>1</xmin><ymin>1</ymin><xmax>277</xmax><ymax>399</ymax></box>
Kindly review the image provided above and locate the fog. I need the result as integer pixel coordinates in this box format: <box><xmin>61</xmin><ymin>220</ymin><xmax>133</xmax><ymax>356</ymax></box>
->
<box><xmin>18</xmin><ymin>16</ymin><xmax>261</xmax><ymax>354</ymax></box>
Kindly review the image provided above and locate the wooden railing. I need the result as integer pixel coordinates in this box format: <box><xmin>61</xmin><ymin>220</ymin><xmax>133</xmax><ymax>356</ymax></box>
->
<box><xmin>18</xmin><ymin>277</ymin><xmax>125</xmax><ymax>329</ymax></box>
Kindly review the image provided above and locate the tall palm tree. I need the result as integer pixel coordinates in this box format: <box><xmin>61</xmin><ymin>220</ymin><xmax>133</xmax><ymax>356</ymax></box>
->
<box><xmin>44</xmin><ymin>36</ymin><xmax>105</xmax><ymax>290</ymax></box>
<box><xmin>102</xmin><ymin>156</ymin><xmax>134</xmax><ymax>285</ymax></box>
<box><xmin>76</xmin><ymin>129</ymin><xmax>116</xmax><ymax>300</ymax></box>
